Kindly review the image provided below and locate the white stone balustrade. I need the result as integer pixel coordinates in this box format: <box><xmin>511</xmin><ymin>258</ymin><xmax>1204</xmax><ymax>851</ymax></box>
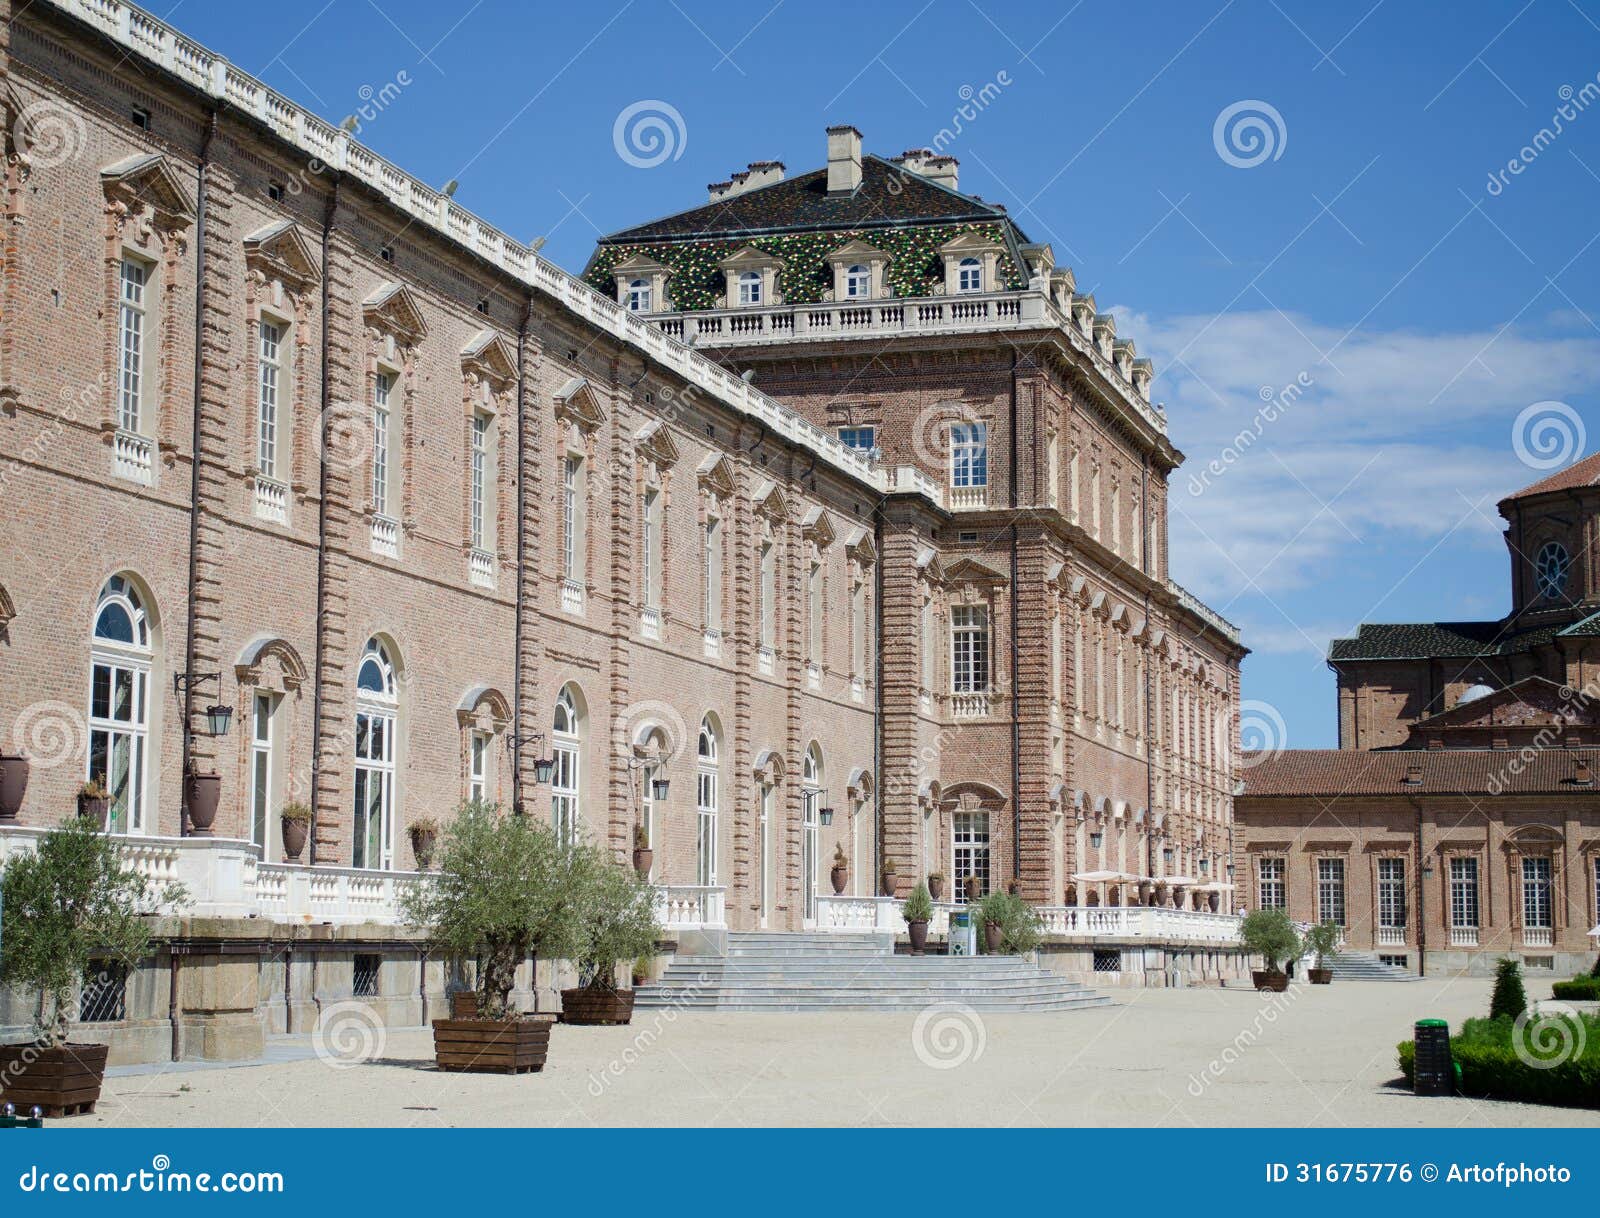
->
<box><xmin>653</xmin><ymin>885</ymin><xmax>726</xmax><ymax>929</ymax></box>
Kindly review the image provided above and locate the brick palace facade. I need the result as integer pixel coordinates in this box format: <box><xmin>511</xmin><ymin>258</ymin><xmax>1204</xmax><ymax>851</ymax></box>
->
<box><xmin>0</xmin><ymin>0</ymin><xmax>1247</xmax><ymax>1061</ymax></box>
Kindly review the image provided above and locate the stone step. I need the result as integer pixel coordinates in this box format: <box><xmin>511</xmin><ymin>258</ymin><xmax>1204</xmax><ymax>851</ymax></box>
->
<box><xmin>635</xmin><ymin>994</ymin><xmax>1110</xmax><ymax>1013</ymax></box>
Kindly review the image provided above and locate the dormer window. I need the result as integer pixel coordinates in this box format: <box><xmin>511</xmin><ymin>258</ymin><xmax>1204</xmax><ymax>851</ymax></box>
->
<box><xmin>738</xmin><ymin>270</ymin><xmax>763</xmax><ymax>306</ymax></box>
<box><xmin>845</xmin><ymin>264</ymin><xmax>871</xmax><ymax>299</ymax></box>
<box><xmin>958</xmin><ymin>257</ymin><xmax>983</xmax><ymax>293</ymax></box>
<box><xmin>1536</xmin><ymin>541</ymin><xmax>1570</xmax><ymax>599</ymax></box>
<box><xmin>626</xmin><ymin>278</ymin><xmax>652</xmax><ymax>312</ymax></box>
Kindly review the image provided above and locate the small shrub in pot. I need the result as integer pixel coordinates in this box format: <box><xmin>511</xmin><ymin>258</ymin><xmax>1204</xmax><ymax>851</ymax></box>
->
<box><xmin>903</xmin><ymin>882</ymin><xmax>934</xmax><ymax>953</ymax></box>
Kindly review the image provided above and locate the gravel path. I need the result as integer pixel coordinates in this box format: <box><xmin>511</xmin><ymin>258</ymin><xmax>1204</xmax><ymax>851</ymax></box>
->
<box><xmin>79</xmin><ymin>976</ymin><xmax>1600</xmax><ymax>1128</ymax></box>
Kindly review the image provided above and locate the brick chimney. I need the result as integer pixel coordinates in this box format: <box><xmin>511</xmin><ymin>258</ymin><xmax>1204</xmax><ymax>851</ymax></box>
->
<box><xmin>826</xmin><ymin>125</ymin><xmax>862</xmax><ymax>194</ymax></box>
<box><xmin>1403</xmin><ymin>762</ymin><xmax>1423</xmax><ymax>786</ymax></box>
<box><xmin>1576</xmin><ymin>757</ymin><xmax>1592</xmax><ymax>786</ymax></box>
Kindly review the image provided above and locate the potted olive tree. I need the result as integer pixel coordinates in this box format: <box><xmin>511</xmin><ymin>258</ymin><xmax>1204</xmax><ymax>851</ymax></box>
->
<box><xmin>830</xmin><ymin>844</ymin><xmax>849</xmax><ymax>895</ymax></box>
<box><xmin>976</xmin><ymin>891</ymin><xmax>1041</xmax><ymax>955</ymax></box>
<box><xmin>1305</xmin><ymin>921</ymin><xmax>1341</xmax><ymax>985</ymax></box>
<box><xmin>903</xmin><ymin>881</ymin><xmax>934</xmax><ymax>954</ymax></box>
<box><xmin>76</xmin><ymin>778</ymin><xmax>109</xmax><ymax>829</ymax></box>
<box><xmin>401</xmin><ymin>801</ymin><xmax>585</xmax><ymax>1074</ymax></box>
<box><xmin>0</xmin><ymin>816</ymin><xmax>186</xmax><ymax>1116</ymax></box>
<box><xmin>1240</xmin><ymin>907</ymin><xmax>1300</xmax><ymax>992</ymax></box>
<box><xmin>279</xmin><ymin>801</ymin><xmax>311</xmax><ymax>862</ymax></box>
<box><xmin>560</xmin><ymin>846</ymin><xmax>661</xmax><ymax>1026</ymax></box>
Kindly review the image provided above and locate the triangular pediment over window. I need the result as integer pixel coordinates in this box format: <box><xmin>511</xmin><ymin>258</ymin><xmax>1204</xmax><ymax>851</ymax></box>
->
<box><xmin>696</xmin><ymin>452</ymin><xmax>736</xmax><ymax>498</ymax></box>
<box><xmin>844</xmin><ymin>526</ymin><xmax>874</xmax><ymax>565</ymax></box>
<box><xmin>362</xmin><ymin>281</ymin><xmax>429</xmax><ymax>344</ymax></box>
<box><xmin>244</xmin><ymin>220</ymin><xmax>321</xmax><ymax>290</ymax></box>
<box><xmin>100</xmin><ymin>153</ymin><xmax>195</xmax><ymax>224</ymax></box>
<box><xmin>938</xmin><ymin>230</ymin><xmax>1003</xmax><ymax>256</ymax></box>
<box><xmin>613</xmin><ymin>252</ymin><xmax>671</xmax><ymax>277</ymax></box>
<box><xmin>801</xmin><ymin>506</ymin><xmax>835</xmax><ymax>548</ymax></box>
<box><xmin>461</xmin><ymin>329</ymin><xmax>519</xmax><ymax>389</ymax></box>
<box><xmin>633</xmin><ymin>420</ymin><xmax>680</xmax><ymax>469</ymax></box>
<box><xmin>717</xmin><ymin>245</ymin><xmax>785</xmax><ymax>271</ymax></box>
<box><xmin>554</xmin><ymin>376</ymin><xmax>607</xmax><ymax>431</ymax></box>
<box><xmin>945</xmin><ymin>555</ymin><xmax>1008</xmax><ymax>585</ymax></box>
<box><xmin>825</xmin><ymin>239</ymin><xmax>889</xmax><ymax>265</ymax></box>
<box><xmin>752</xmin><ymin>479</ymin><xmax>789</xmax><ymax>522</ymax></box>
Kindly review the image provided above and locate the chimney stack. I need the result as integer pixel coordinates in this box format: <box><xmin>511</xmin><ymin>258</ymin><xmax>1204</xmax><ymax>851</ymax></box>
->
<box><xmin>1403</xmin><ymin>762</ymin><xmax>1423</xmax><ymax>786</ymax></box>
<box><xmin>826</xmin><ymin>125</ymin><xmax>862</xmax><ymax>194</ymax></box>
<box><xmin>1576</xmin><ymin>757</ymin><xmax>1592</xmax><ymax>786</ymax></box>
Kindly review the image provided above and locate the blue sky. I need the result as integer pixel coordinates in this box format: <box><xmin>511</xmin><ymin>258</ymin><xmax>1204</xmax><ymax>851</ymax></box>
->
<box><xmin>171</xmin><ymin>0</ymin><xmax>1600</xmax><ymax>747</ymax></box>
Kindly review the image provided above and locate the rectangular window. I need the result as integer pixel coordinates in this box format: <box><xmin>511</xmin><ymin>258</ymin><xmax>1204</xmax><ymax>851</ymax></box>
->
<box><xmin>117</xmin><ymin>259</ymin><xmax>148</xmax><ymax>433</ymax></box>
<box><xmin>1378</xmin><ymin>857</ymin><xmax>1407</xmax><ymax>928</ymax></box>
<box><xmin>250</xmin><ymin>692</ymin><xmax>274</xmax><ymax>854</ymax></box>
<box><xmin>949</xmin><ymin>423</ymin><xmax>988</xmax><ymax>488</ymax></box>
<box><xmin>372</xmin><ymin>373</ymin><xmax>392</xmax><ymax>517</ymax></box>
<box><xmin>353</xmin><ymin>710</ymin><xmax>395</xmax><ymax>871</ymax></box>
<box><xmin>807</xmin><ymin>560</ymin><xmax>822</xmax><ymax>666</ymax></box>
<box><xmin>353</xmin><ymin>954</ymin><xmax>381</xmax><ymax>998</ymax></box>
<box><xmin>1522</xmin><ymin>856</ymin><xmax>1553</xmax><ymax>928</ymax></box>
<box><xmin>469</xmin><ymin>731</ymin><xmax>491</xmax><ymax>804</ymax></box>
<box><xmin>851</xmin><ymin>580</ymin><xmax>867</xmax><ymax>677</ymax></box>
<box><xmin>80</xmin><ymin>960</ymin><xmax>129</xmax><ymax>1023</ymax></box>
<box><xmin>838</xmin><ymin>426</ymin><xmax>876</xmax><ymax>452</ymax></box>
<box><xmin>759</xmin><ymin>542</ymin><xmax>775</xmax><ymax>648</ymax></box>
<box><xmin>952</xmin><ymin>812</ymin><xmax>990</xmax><ymax>903</ymax></box>
<box><xmin>643</xmin><ymin>488</ymin><xmax>662</xmax><ymax>609</ymax></box>
<box><xmin>551</xmin><ymin>745</ymin><xmax>579</xmax><ymax>846</ymax></box>
<box><xmin>257</xmin><ymin>320</ymin><xmax>284</xmax><ymax>479</ymax></box>
<box><xmin>469</xmin><ymin>413</ymin><xmax>489</xmax><ymax>551</ymax></box>
<box><xmin>920</xmin><ymin>597</ymin><xmax>934</xmax><ymax>690</ymax></box>
<box><xmin>1317</xmin><ymin>857</ymin><xmax>1346</xmax><ymax>926</ymax></box>
<box><xmin>562</xmin><ymin>455</ymin><xmax>581</xmax><ymax>582</ymax></box>
<box><xmin>1450</xmin><ymin>857</ymin><xmax>1479</xmax><ymax>928</ymax></box>
<box><xmin>1257</xmin><ymin>857</ymin><xmax>1285</xmax><ymax>910</ymax></box>
<box><xmin>703</xmin><ymin>516</ymin><xmax>722</xmax><ymax>633</ymax></box>
<box><xmin>950</xmin><ymin>605</ymin><xmax>990</xmax><ymax>694</ymax></box>
<box><xmin>697</xmin><ymin>764</ymin><xmax>718</xmax><ymax>887</ymax></box>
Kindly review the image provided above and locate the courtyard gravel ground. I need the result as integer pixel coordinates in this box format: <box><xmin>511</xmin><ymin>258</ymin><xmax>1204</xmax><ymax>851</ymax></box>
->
<box><xmin>78</xmin><ymin>976</ymin><xmax>1600</xmax><ymax>1127</ymax></box>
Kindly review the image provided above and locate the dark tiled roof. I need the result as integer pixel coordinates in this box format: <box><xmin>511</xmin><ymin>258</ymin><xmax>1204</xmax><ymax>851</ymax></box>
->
<box><xmin>1501</xmin><ymin>451</ymin><xmax>1600</xmax><ymax>503</ymax></box>
<box><xmin>598</xmin><ymin>156</ymin><xmax>1022</xmax><ymax>244</ymax></box>
<box><xmin>1239</xmin><ymin>748</ymin><xmax>1600</xmax><ymax>797</ymax></box>
<box><xmin>1329</xmin><ymin>611</ymin><xmax>1600</xmax><ymax>661</ymax></box>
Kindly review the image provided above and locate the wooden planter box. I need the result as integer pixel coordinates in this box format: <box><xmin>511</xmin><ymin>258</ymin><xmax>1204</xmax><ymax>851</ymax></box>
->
<box><xmin>432</xmin><ymin>1016</ymin><xmax>553</xmax><ymax>1074</ymax></box>
<box><xmin>560</xmin><ymin>987</ymin><xmax>635</xmax><ymax>1026</ymax></box>
<box><xmin>1308</xmin><ymin>968</ymin><xmax>1333</xmax><ymax>985</ymax></box>
<box><xmin>0</xmin><ymin>1042</ymin><xmax>109</xmax><ymax>1118</ymax></box>
<box><xmin>449</xmin><ymin>991</ymin><xmax>479</xmax><ymax>1020</ymax></box>
<box><xmin>1252</xmin><ymin>969</ymin><xmax>1290</xmax><ymax>993</ymax></box>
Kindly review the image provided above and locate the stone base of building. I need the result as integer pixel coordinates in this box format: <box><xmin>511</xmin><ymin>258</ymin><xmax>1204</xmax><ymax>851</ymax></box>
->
<box><xmin>1038</xmin><ymin>940</ymin><xmax>1253</xmax><ymax>988</ymax></box>
<box><xmin>1419</xmin><ymin>948</ymin><xmax>1597</xmax><ymax>978</ymax></box>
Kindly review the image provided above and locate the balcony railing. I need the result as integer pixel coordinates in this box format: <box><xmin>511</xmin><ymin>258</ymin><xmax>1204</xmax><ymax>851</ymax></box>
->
<box><xmin>653</xmin><ymin>885</ymin><xmax>726</xmax><ymax>929</ymax></box>
<box><xmin>1523</xmin><ymin>926</ymin><xmax>1554</xmax><ymax>948</ymax></box>
<box><xmin>1377</xmin><ymin>925</ymin><xmax>1407</xmax><ymax>946</ymax></box>
<box><xmin>757</xmin><ymin>644</ymin><xmax>775</xmax><ymax>675</ymax></box>
<box><xmin>468</xmin><ymin>547</ymin><xmax>495</xmax><ymax>589</ymax></box>
<box><xmin>256</xmin><ymin>862</ymin><xmax>429</xmax><ymax>925</ymax></box>
<box><xmin>370</xmin><ymin>514</ymin><xmax>399</xmax><ymax>557</ymax></box>
<box><xmin>1449</xmin><ymin>925</ymin><xmax>1479</xmax><ymax>947</ymax></box>
<box><xmin>560</xmin><ymin>577</ymin><xmax>585</xmax><ymax>614</ymax></box>
<box><xmin>1035</xmin><ymin>906</ymin><xmax>1244</xmax><ymax>942</ymax></box>
<box><xmin>253</xmin><ymin>475</ymin><xmax>288</xmax><ymax>523</ymax></box>
<box><xmin>112</xmin><ymin>429</ymin><xmax>153</xmax><ymax>484</ymax></box>
<box><xmin>950</xmin><ymin>691</ymin><xmax>990</xmax><ymax>720</ymax></box>
<box><xmin>640</xmin><ymin>605</ymin><xmax>661</xmax><ymax>641</ymax></box>
<box><xmin>949</xmin><ymin>484</ymin><xmax>988</xmax><ymax>509</ymax></box>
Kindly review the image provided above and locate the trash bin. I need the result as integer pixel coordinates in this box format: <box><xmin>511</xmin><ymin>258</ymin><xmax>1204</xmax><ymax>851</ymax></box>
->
<box><xmin>949</xmin><ymin>910</ymin><xmax>977</xmax><ymax>957</ymax></box>
<box><xmin>1413</xmin><ymin>1018</ymin><xmax>1453</xmax><ymax>1096</ymax></box>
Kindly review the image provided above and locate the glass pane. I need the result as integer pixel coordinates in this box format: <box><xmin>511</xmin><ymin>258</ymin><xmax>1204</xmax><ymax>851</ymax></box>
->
<box><xmin>353</xmin><ymin>771</ymin><xmax>369</xmax><ymax>868</ymax></box>
<box><xmin>252</xmin><ymin>752</ymin><xmax>269</xmax><ymax>845</ymax></box>
<box><xmin>111</xmin><ymin>668</ymin><xmax>134</xmax><ymax>723</ymax></box>
<box><xmin>91</xmin><ymin>665</ymin><xmax>112</xmax><ymax>720</ymax></box>
<box><xmin>94</xmin><ymin>603</ymin><xmax>135</xmax><ymax>643</ymax></box>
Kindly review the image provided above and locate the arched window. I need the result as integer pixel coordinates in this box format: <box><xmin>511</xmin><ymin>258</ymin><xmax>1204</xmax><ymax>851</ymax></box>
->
<box><xmin>88</xmin><ymin>575</ymin><xmax>153</xmax><ymax>834</ymax></box>
<box><xmin>627</xmin><ymin>278</ymin><xmax>652</xmax><ymax>312</ymax></box>
<box><xmin>552</xmin><ymin>685</ymin><xmax>583</xmax><ymax>846</ymax></box>
<box><xmin>353</xmin><ymin>638</ymin><xmax>399</xmax><ymax>870</ymax></box>
<box><xmin>696</xmin><ymin>716</ymin><xmax>720</xmax><ymax>887</ymax></box>
<box><xmin>957</xmin><ymin>257</ymin><xmax>982</xmax><ymax>293</ymax></box>
<box><xmin>801</xmin><ymin>743</ymin><xmax>824</xmax><ymax>922</ymax></box>
<box><xmin>844</xmin><ymin>264</ymin><xmax>870</xmax><ymax>299</ymax></box>
<box><xmin>738</xmin><ymin>270</ymin><xmax>762</xmax><ymax>306</ymax></box>
<box><xmin>1536</xmin><ymin>541</ymin><xmax>1570</xmax><ymax>599</ymax></box>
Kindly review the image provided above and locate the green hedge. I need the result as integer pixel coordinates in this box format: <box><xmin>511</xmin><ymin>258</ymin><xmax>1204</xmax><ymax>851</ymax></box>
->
<box><xmin>1551</xmin><ymin>975</ymin><xmax>1600</xmax><ymax>1000</ymax></box>
<box><xmin>1395</xmin><ymin>1014</ymin><xmax>1600</xmax><ymax>1109</ymax></box>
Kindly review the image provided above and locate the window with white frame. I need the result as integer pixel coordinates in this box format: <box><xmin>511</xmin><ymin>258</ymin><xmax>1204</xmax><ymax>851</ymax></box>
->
<box><xmin>703</xmin><ymin>515</ymin><xmax>723</xmax><ymax>636</ymax></box>
<box><xmin>844</xmin><ymin>264</ymin><xmax>870</xmax><ymax>299</ymax></box>
<box><xmin>1522</xmin><ymin>856</ymin><xmax>1553</xmax><ymax>928</ymax></box>
<box><xmin>256</xmin><ymin>319</ymin><xmax>285</xmax><ymax>480</ymax></box>
<box><xmin>1378</xmin><ymin>857</ymin><xmax>1406</xmax><ymax>928</ymax></box>
<box><xmin>353</xmin><ymin>638</ymin><xmax>399</xmax><ymax>870</ymax></box>
<box><xmin>1257</xmin><ymin>857</ymin><xmax>1285</xmax><ymax>909</ymax></box>
<box><xmin>469</xmin><ymin>730</ymin><xmax>492</xmax><ymax>804</ymax></box>
<box><xmin>642</xmin><ymin>487</ymin><xmax>662</xmax><ymax>609</ymax></box>
<box><xmin>1450</xmin><ymin>856</ymin><xmax>1479</xmax><ymax>928</ymax></box>
<box><xmin>117</xmin><ymin>258</ymin><xmax>149</xmax><ymax>434</ymax></box>
<box><xmin>562</xmin><ymin>453</ymin><xmax>584</xmax><ymax>583</ymax></box>
<box><xmin>953</xmin><ymin>811</ymin><xmax>990</xmax><ymax>901</ymax></box>
<box><xmin>759</xmin><ymin>541</ymin><xmax>776</xmax><ymax>648</ymax></box>
<box><xmin>951</xmin><ymin>605</ymin><xmax>990</xmax><ymax>694</ymax></box>
<box><xmin>957</xmin><ymin>257</ymin><xmax>983</xmax><ymax>293</ymax></box>
<box><xmin>372</xmin><ymin>372</ymin><xmax>393</xmax><ymax>517</ymax></box>
<box><xmin>738</xmin><ymin>270</ymin><xmax>762</xmax><ymax>306</ymax></box>
<box><xmin>920</xmin><ymin>595</ymin><xmax>934</xmax><ymax>690</ymax></box>
<box><xmin>250</xmin><ymin>692</ymin><xmax>276</xmax><ymax>857</ymax></box>
<box><xmin>851</xmin><ymin>578</ymin><xmax>867</xmax><ymax>678</ymax></box>
<box><xmin>1595</xmin><ymin>855</ymin><xmax>1600</xmax><ymax>927</ymax></box>
<box><xmin>1317</xmin><ymin>857</ymin><xmax>1346</xmax><ymax>926</ymax></box>
<box><xmin>807</xmin><ymin>559</ymin><xmax>823</xmax><ymax>666</ymax></box>
<box><xmin>470</xmin><ymin>412</ymin><xmax>490</xmax><ymax>552</ymax></box>
<box><xmin>697</xmin><ymin>718</ymin><xmax>719</xmax><ymax>887</ymax></box>
<box><xmin>551</xmin><ymin>686</ymin><xmax>582</xmax><ymax>846</ymax></box>
<box><xmin>801</xmin><ymin>745</ymin><xmax>823</xmax><ymax>921</ymax></box>
<box><xmin>626</xmin><ymin>278</ymin><xmax>652</xmax><ymax>312</ymax></box>
<box><xmin>950</xmin><ymin>423</ymin><xmax>987</xmax><ymax>489</ymax></box>
<box><xmin>838</xmin><ymin>425</ymin><xmax>875</xmax><ymax>452</ymax></box>
<box><xmin>88</xmin><ymin>576</ymin><xmax>152</xmax><ymax>835</ymax></box>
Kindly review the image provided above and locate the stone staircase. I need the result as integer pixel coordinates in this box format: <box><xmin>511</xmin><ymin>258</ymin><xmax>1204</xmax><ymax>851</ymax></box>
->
<box><xmin>1324</xmin><ymin>951</ymin><xmax>1422</xmax><ymax>982</ymax></box>
<box><xmin>636</xmin><ymin>931</ymin><xmax>1111</xmax><ymax>1012</ymax></box>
